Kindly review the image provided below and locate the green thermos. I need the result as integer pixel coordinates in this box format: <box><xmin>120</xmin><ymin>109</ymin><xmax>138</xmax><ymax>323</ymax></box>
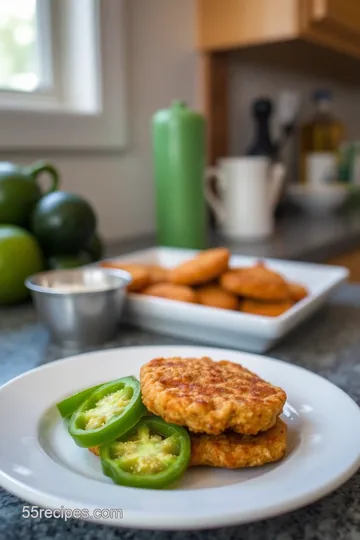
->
<box><xmin>152</xmin><ymin>101</ymin><xmax>207</xmax><ymax>249</ymax></box>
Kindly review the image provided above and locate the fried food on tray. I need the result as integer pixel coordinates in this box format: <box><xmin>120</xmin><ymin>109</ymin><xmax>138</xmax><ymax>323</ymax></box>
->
<box><xmin>220</xmin><ymin>263</ymin><xmax>289</xmax><ymax>301</ymax></box>
<box><xmin>100</xmin><ymin>262</ymin><xmax>150</xmax><ymax>292</ymax></box>
<box><xmin>142</xmin><ymin>283</ymin><xmax>197</xmax><ymax>303</ymax></box>
<box><xmin>102</xmin><ymin>262</ymin><xmax>169</xmax><ymax>287</ymax></box>
<box><xmin>190</xmin><ymin>418</ymin><xmax>287</xmax><ymax>468</ymax></box>
<box><xmin>196</xmin><ymin>284</ymin><xmax>239</xmax><ymax>311</ymax></box>
<box><xmin>241</xmin><ymin>298</ymin><xmax>294</xmax><ymax>317</ymax></box>
<box><xmin>144</xmin><ymin>264</ymin><xmax>169</xmax><ymax>285</ymax></box>
<box><xmin>288</xmin><ymin>282</ymin><xmax>308</xmax><ymax>303</ymax></box>
<box><xmin>140</xmin><ymin>357</ymin><xmax>286</xmax><ymax>435</ymax></box>
<box><xmin>89</xmin><ymin>418</ymin><xmax>287</xmax><ymax>468</ymax></box>
<box><xmin>168</xmin><ymin>248</ymin><xmax>230</xmax><ymax>286</ymax></box>
<box><xmin>99</xmin><ymin>253</ymin><xmax>308</xmax><ymax>318</ymax></box>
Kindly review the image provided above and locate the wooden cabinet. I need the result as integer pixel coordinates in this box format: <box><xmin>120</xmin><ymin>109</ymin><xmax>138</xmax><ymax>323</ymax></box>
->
<box><xmin>300</xmin><ymin>0</ymin><xmax>360</xmax><ymax>57</ymax></box>
<box><xmin>198</xmin><ymin>0</ymin><xmax>360</xmax><ymax>164</ymax></box>
<box><xmin>198</xmin><ymin>0</ymin><xmax>298</xmax><ymax>51</ymax></box>
<box><xmin>198</xmin><ymin>0</ymin><xmax>360</xmax><ymax>59</ymax></box>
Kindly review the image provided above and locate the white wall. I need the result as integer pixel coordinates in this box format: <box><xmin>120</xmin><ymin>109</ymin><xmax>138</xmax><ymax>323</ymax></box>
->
<box><xmin>0</xmin><ymin>0</ymin><xmax>198</xmax><ymax>241</ymax></box>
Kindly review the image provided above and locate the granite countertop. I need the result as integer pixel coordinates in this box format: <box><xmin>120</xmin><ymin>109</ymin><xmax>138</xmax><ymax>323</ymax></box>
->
<box><xmin>1</xmin><ymin>284</ymin><xmax>360</xmax><ymax>540</ymax></box>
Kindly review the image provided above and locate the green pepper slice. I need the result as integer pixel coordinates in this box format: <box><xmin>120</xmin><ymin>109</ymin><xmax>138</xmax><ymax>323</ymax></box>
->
<box><xmin>56</xmin><ymin>383</ymin><xmax>107</xmax><ymax>419</ymax></box>
<box><xmin>68</xmin><ymin>376</ymin><xmax>145</xmax><ymax>448</ymax></box>
<box><xmin>100</xmin><ymin>417</ymin><xmax>191</xmax><ymax>489</ymax></box>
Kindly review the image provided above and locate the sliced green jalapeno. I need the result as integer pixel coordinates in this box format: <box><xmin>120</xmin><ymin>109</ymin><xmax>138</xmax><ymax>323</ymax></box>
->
<box><xmin>100</xmin><ymin>417</ymin><xmax>191</xmax><ymax>489</ymax></box>
<box><xmin>68</xmin><ymin>376</ymin><xmax>145</xmax><ymax>448</ymax></box>
<box><xmin>56</xmin><ymin>383</ymin><xmax>106</xmax><ymax>419</ymax></box>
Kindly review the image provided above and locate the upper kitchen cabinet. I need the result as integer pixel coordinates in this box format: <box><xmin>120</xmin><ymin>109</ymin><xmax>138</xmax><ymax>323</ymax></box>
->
<box><xmin>198</xmin><ymin>0</ymin><xmax>360</xmax><ymax>59</ymax></box>
<box><xmin>300</xmin><ymin>0</ymin><xmax>360</xmax><ymax>57</ymax></box>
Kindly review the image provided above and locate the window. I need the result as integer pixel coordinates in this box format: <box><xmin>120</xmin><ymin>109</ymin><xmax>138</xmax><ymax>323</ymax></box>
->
<box><xmin>0</xmin><ymin>0</ymin><xmax>127</xmax><ymax>150</ymax></box>
<box><xmin>0</xmin><ymin>0</ymin><xmax>43</xmax><ymax>92</ymax></box>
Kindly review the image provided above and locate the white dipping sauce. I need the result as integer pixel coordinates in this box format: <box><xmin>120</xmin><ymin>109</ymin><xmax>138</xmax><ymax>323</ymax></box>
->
<box><xmin>40</xmin><ymin>279</ymin><xmax>118</xmax><ymax>292</ymax></box>
<box><xmin>49</xmin><ymin>282</ymin><xmax>112</xmax><ymax>292</ymax></box>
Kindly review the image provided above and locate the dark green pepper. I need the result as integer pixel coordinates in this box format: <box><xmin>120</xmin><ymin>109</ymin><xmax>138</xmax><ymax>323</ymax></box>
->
<box><xmin>68</xmin><ymin>376</ymin><xmax>145</xmax><ymax>448</ymax></box>
<box><xmin>56</xmin><ymin>383</ymin><xmax>107</xmax><ymax>419</ymax></box>
<box><xmin>100</xmin><ymin>417</ymin><xmax>191</xmax><ymax>489</ymax></box>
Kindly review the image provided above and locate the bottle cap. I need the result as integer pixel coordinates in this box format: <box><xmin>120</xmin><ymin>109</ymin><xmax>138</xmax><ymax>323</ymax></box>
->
<box><xmin>252</xmin><ymin>98</ymin><xmax>273</xmax><ymax>117</ymax></box>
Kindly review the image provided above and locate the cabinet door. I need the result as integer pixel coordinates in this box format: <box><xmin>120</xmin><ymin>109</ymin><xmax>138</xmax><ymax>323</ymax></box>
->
<box><xmin>301</xmin><ymin>0</ymin><xmax>360</xmax><ymax>58</ymax></box>
<box><xmin>198</xmin><ymin>0</ymin><xmax>298</xmax><ymax>51</ymax></box>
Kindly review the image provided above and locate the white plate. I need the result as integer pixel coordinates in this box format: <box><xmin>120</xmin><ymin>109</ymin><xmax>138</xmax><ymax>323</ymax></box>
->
<box><xmin>0</xmin><ymin>345</ymin><xmax>359</xmax><ymax>531</ymax></box>
<box><xmin>102</xmin><ymin>248</ymin><xmax>348</xmax><ymax>352</ymax></box>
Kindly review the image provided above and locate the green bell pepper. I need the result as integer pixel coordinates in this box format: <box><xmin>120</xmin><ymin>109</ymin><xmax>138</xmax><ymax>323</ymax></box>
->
<box><xmin>100</xmin><ymin>417</ymin><xmax>191</xmax><ymax>489</ymax></box>
<box><xmin>56</xmin><ymin>383</ymin><xmax>106</xmax><ymax>419</ymax></box>
<box><xmin>68</xmin><ymin>376</ymin><xmax>145</xmax><ymax>448</ymax></box>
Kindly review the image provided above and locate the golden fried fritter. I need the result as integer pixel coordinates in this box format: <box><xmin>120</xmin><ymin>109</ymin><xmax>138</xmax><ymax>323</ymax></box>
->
<box><xmin>196</xmin><ymin>284</ymin><xmax>239</xmax><ymax>311</ymax></box>
<box><xmin>100</xmin><ymin>262</ymin><xmax>150</xmax><ymax>292</ymax></box>
<box><xmin>142</xmin><ymin>283</ymin><xmax>197</xmax><ymax>303</ymax></box>
<box><xmin>240</xmin><ymin>298</ymin><xmax>294</xmax><ymax>317</ymax></box>
<box><xmin>140</xmin><ymin>357</ymin><xmax>286</xmax><ymax>435</ymax></box>
<box><xmin>89</xmin><ymin>418</ymin><xmax>287</xmax><ymax>468</ymax></box>
<box><xmin>168</xmin><ymin>248</ymin><xmax>230</xmax><ymax>286</ymax></box>
<box><xmin>190</xmin><ymin>418</ymin><xmax>287</xmax><ymax>468</ymax></box>
<box><xmin>288</xmin><ymin>282</ymin><xmax>308</xmax><ymax>303</ymax></box>
<box><xmin>220</xmin><ymin>263</ymin><xmax>289</xmax><ymax>301</ymax></box>
<box><xmin>144</xmin><ymin>264</ymin><xmax>169</xmax><ymax>285</ymax></box>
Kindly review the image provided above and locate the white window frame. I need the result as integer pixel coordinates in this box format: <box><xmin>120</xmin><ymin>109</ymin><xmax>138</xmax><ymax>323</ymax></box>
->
<box><xmin>0</xmin><ymin>0</ymin><xmax>127</xmax><ymax>151</ymax></box>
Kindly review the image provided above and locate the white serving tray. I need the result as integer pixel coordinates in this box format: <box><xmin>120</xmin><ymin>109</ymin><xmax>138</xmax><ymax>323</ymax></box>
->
<box><xmin>102</xmin><ymin>247</ymin><xmax>348</xmax><ymax>353</ymax></box>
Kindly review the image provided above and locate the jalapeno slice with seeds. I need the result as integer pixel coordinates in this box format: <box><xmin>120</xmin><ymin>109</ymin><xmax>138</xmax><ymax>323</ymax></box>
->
<box><xmin>56</xmin><ymin>383</ymin><xmax>107</xmax><ymax>419</ymax></box>
<box><xmin>68</xmin><ymin>376</ymin><xmax>145</xmax><ymax>448</ymax></box>
<box><xmin>100</xmin><ymin>417</ymin><xmax>191</xmax><ymax>489</ymax></box>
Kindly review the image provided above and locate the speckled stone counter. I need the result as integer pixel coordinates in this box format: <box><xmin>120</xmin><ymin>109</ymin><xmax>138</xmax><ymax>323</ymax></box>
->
<box><xmin>0</xmin><ymin>285</ymin><xmax>360</xmax><ymax>540</ymax></box>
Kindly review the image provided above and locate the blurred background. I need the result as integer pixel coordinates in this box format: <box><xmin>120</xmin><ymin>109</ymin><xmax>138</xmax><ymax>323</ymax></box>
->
<box><xmin>0</xmin><ymin>0</ymin><xmax>198</xmax><ymax>242</ymax></box>
<box><xmin>2</xmin><ymin>0</ymin><xmax>360</xmax><ymax>307</ymax></box>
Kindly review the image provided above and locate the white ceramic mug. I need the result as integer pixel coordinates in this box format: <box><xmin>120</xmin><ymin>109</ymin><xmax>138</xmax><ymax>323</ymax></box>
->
<box><xmin>205</xmin><ymin>157</ymin><xmax>285</xmax><ymax>240</ymax></box>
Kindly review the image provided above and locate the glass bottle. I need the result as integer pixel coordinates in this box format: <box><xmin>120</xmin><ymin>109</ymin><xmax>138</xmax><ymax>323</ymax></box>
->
<box><xmin>300</xmin><ymin>90</ymin><xmax>345</xmax><ymax>186</ymax></box>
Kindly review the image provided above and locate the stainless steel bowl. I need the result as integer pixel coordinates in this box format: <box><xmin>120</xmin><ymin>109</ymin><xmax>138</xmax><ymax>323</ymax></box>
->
<box><xmin>26</xmin><ymin>267</ymin><xmax>131</xmax><ymax>350</ymax></box>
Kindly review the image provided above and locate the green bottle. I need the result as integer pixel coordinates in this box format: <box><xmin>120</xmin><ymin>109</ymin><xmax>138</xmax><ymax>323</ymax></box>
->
<box><xmin>152</xmin><ymin>101</ymin><xmax>207</xmax><ymax>249</ymax></box>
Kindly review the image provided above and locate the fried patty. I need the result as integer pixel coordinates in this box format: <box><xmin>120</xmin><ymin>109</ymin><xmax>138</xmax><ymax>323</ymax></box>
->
<box><xmin>240</xmin><ymin>298</ymin><xmax>294</xmax><ymax>317</ymax></box>
<box><xmin>190</xmin><ymin>418</ymin><xmax>287</xmax><ymax>468</ymax></box>
<box><xmin>142</xmin><ymin>283</ymin><xmax>197</xmax><ymax>303</ymax></box>
<box><xmin>140</xmin><ymin>357</ymin><xmax>286</xmax><ymax>435</ymax></box>
<box><xmin>144</xmin><ymin>264</ymin><xmax>169</xmax><ymax>285</ymax></box>
<box><xmin>168</xmin><ymin>248</ymin><xmax>230</xmax><ymax>286</ymax></box>
<box><xmin>220</xmin><ymin>264</ymin><xmax>289</xmax><ymax>301</ymax></box>
<box><xmin>100</xmin><ymin>262</ymin><xmax>150</xmax><ymax>292</ymax></box>
<box><xmin>288</xmin><ymin>282</ymin><xmax>308</xmax><ymax>303</ymax></box>
<box><xmin>196</xmin><ymin>284</ymin><xmax>239</xmax><ymax>311</ymax></box>
<box><xmin>89</xmin><ymin>418</ymin><xmax>287</xmax><ymax>468</ymax></box>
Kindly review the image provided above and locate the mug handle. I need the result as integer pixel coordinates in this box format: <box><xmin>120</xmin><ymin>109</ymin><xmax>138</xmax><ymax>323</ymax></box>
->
<box><xmin>204</xmin><ymin>167</ymin><xmax>226</xmax><ymax>225</ymax></box>
<box><xmin>28</xmin><ymin>161</ymin><xmax>60</xmax><ymax>194</ymax></box>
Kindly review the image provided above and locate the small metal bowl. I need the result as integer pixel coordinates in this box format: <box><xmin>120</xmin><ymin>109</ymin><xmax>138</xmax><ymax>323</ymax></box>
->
<box><xmin>26</xmin><ymin>267</ymin><xmax>132</xmax><ymax>351</ymax></box>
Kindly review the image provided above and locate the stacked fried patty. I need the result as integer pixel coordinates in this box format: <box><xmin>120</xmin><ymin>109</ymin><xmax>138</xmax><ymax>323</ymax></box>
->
<box><xmin>140</xmin><ymin>357</ymin><xmax>287</xmax><ymax>468</ymax></box>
